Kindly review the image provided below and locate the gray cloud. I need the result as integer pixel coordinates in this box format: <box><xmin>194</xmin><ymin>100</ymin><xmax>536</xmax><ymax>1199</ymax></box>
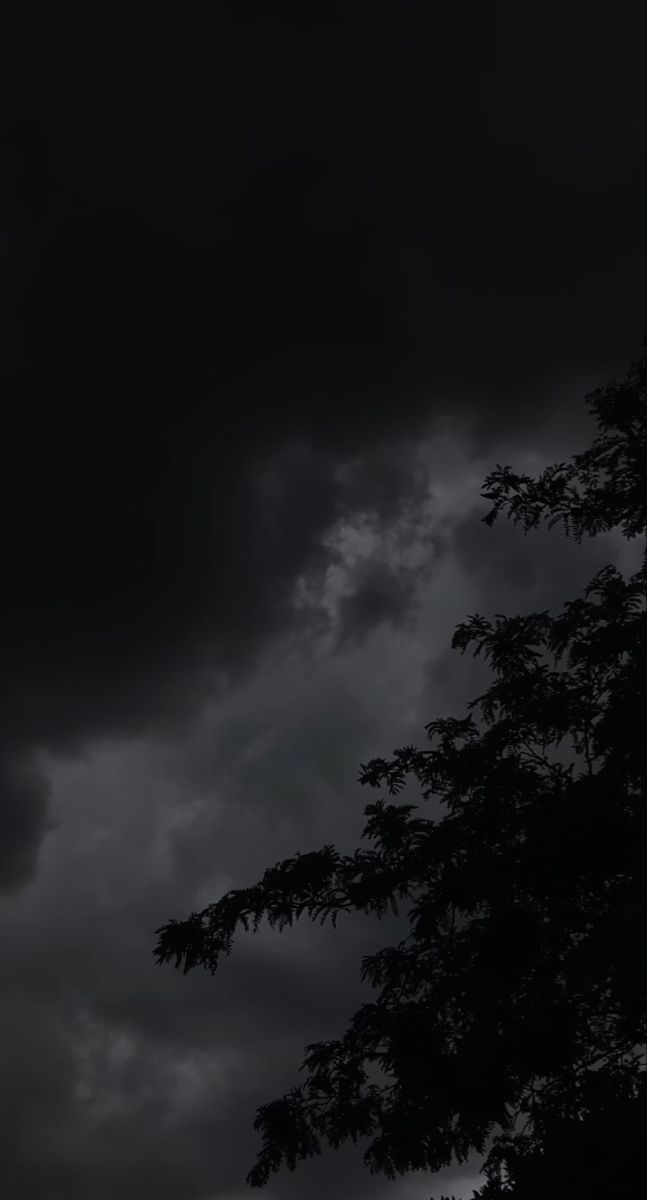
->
<box><xmin>0</xmin><ymin>467</ymin><xmax>486</xmax><ymax>1197</ymax></box>
<box><xmin>2</xmin><ymin>420</ymin><xmax>637</xmax><ymax>1197</ymax></box>
<box><xmin>2</xmin><ymin>0</ymin><xmax>643</xmax><ymax>804</ymax></box>
<box><xmin>0</xmin><ymin>756</ymin><xmax>52</xmax><ymax>894</ymax></box>
<box><xmin>0</xmin><ymin>4</ymin><xmax>643</xmax><ymax>1195</ymax></box>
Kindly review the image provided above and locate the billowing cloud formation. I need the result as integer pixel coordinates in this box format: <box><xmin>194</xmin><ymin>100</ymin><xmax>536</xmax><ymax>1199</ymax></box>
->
<box><xmin>3</xmin><ymin>3</ymin><xmax>643</xmax><ymax>781</ymax></box>
<box><xmin>0</xmin><ymin>3</ymin><xmax>643</xmax><ymax>1195</ymax></box>
<box><xmin>0</xmin><ymin>424</ymin><xmax>639</xmax><ymax>1198</ymax></box>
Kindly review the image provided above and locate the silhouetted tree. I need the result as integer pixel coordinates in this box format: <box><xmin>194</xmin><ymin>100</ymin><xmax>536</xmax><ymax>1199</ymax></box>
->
<box><xmin>155</xmin><ymin>357</ymin><xmax>646</xmax><ymax>1198</ymax></box>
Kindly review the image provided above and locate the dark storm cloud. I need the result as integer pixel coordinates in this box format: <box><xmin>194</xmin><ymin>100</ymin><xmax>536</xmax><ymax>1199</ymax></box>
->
<box><xmin>0</xmin><ymin>644</ymin><xmax>471</xmax><ymax>1200</ymax></box>
<box><xmin>0</xmin><ymin>9</ymin><xmax>643</xmax><ymax>1192</ymax></box>
<box><xmin>0</xmin><ymin>428</ymin><xmax>638</xmax><ymax>1197</ymax></box>
<box><xmin>337</xmin><ymin>560</ymin><xmax>416</xmax><ymax>640</ymax></box>
<box><xmin>0</xmin><ymin>755</ymin><xmax>52</xmax><ymax>893</ymax></box>
<box><xmin>2</xmin><ymin>1</ymin><xmax>643</xmax><ymax>780</ymax></box>
<box><xmin>451</xmin><ymin>509</ymin><xmax>629</xmax><ymax>614</ymax></box>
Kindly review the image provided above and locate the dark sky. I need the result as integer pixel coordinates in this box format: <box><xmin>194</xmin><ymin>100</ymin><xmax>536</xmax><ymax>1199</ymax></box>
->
<box><xmin>0</xmin><ymin>3</ymin><xmax>644</xmax><ymax>1197</ymax></box>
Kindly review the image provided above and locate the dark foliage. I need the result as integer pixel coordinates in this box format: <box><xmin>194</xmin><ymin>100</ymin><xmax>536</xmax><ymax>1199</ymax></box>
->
<box><xmin>155</xmin><ymin>357</ymin><xmax>646</xmax><ymax>1197</ymax></box>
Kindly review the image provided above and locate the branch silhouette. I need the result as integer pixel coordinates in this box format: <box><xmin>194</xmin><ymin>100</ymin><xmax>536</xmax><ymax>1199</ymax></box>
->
<box><xmin>155</xmin><ymin>356</ymin><xmax>646</xmax><ymax>1198</ymax></box>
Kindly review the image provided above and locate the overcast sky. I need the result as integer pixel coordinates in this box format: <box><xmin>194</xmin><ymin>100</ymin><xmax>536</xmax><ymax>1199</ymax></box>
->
<box><xmin>1</xmin><ymin>4</ymin><xmax>645</xmax><ymax>1198</ymax></box>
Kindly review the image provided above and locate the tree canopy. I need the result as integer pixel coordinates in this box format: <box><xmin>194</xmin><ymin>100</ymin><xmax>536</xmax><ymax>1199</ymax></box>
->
<box><xmin>155</xmin><ymin>356</ymin><xmax>646</xmax><ymax>1198</ymax></box>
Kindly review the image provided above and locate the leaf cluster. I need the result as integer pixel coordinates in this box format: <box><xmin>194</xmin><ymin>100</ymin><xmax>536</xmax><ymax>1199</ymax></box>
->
<box><xmin>155</xmin><ymin>358</ymin><xmax>646</xmax><ymax>1197</ymax></box>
